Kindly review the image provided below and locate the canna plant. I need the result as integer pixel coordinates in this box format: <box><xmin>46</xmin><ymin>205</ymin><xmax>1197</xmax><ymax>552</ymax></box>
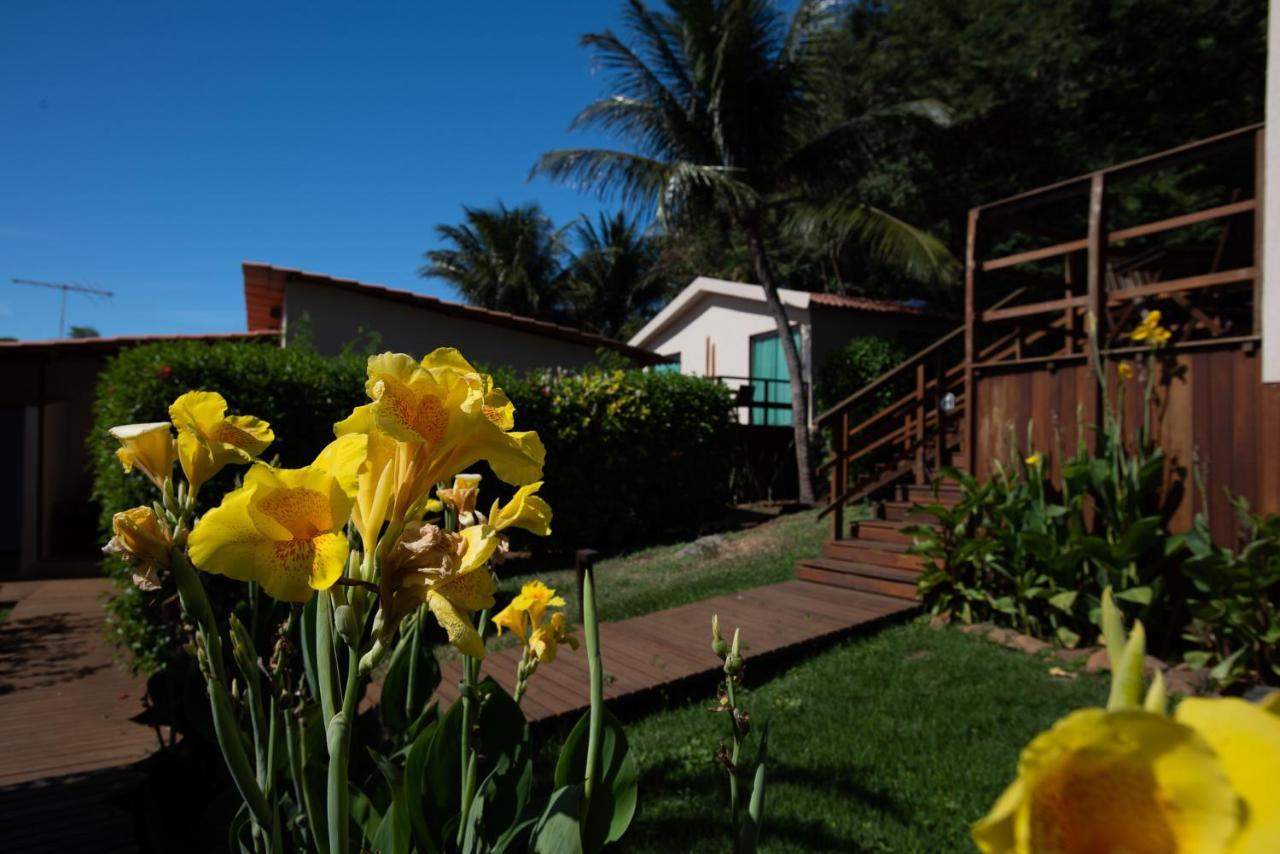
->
<box><xmin>103</xmin><ymin>348</ymin><xmax>637</xmax><ymax>853</ymax></box>
<box><xmin>709</xmin><ymin>615</ymin><xmax>768</xmax><ymax>854</ymax></box>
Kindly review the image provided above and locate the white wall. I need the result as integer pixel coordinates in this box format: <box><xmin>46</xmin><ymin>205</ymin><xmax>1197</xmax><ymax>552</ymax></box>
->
<box><xmin>1265</xmin><ymin>4</ymin><xmax>1280</xmax><ymax>383</ymax></box>
<box><xmin>642</xmin><ymin>291</ymin><xmax>811</xmax><ymax>421</ymax></box>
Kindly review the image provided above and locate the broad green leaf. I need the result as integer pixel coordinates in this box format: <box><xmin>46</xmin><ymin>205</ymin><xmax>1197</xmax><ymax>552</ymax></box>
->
<box><xmin>1048</xmin><ymin>591</ymin><xmax>1078</xmax><ymax>612</ymax></box>
<box><xmin>380</xmin><ymin>616</ymin><xmax>442</xmax><ymax>737</ymax></box>
<box><xmin>553</xmin><ymin>708</ymin><xmax>639</xmax><ymax>848</ymax></box>
<box><xmin>368</xmin><ymin>748</ymin><xmax>411</xmax><ymax>854</ymax></box>
<box><xmin>1055</xmin><ymin>626</ymin><xmax>1081</xmax><ymax>648</ymax></box>
<box><xmin>404</xmin><ymin>716</ymin><xmax>441</xmax><ymax>854</ymax></box>
<box><xmin>531</xmin><ymin>785</ymin><xmax>585</xmax><ymax>854</ymax></box>
<box><xmin>1114</xmin><ymin>586</ymin><xmax>1153</xmax><ymax>606</ymax></box>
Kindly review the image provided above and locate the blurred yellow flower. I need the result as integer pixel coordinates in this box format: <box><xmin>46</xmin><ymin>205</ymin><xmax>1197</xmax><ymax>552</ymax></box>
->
<box><xmin>530</xmin><ymin>611</ymin><xmax>578</xmax><ymax>663</ymax></box>
<box><xmin>494</xmin><ymin>580</ymin><xmax>565</xmax><ymax>640</ymax></box>
<box><xmin>1131</xmin><ymin>310</ymin><xmax>1172</xmax><ymax>348</ymax></box>
<box><xmin>1024</xmin><ymin>453</ymin><xmax>1042</xmax><ymax>467</ymax></box>
<box><xmin>169</xmin><ymin>391</ymin><xmax>273</xmax><ymax>494</ymax></box>
<box><xmin>489</xmin><ymin>481</ymin><xmax>552</xmax><ymax>537</ymax></box>
<box><xmin>438</xmin><ymin>473</ymin><xmax>483</xmax><ymax>524</ymax></box>
<box><xmin>109</xmin><ymin>422</ymin><xmax>177</xmax><ymax>489</ymax></box>
<box><xmin>104</xmin><ymin>506</ymin><xmax>172</xmax><ymax>591</ymax></box>
<box><xmin>972</xmin><ymin>708</ymin><xmax>1241</xmax><ymax>853</ymax></box>
<box><xmin>187</xmin><ymin>434</ymin><xmax>365</xmax><ymax>602</ymax></box>
<box><xmin>1117</xmin><ymin>361</ymin><xmax>1134</xmax><ymax>380</ymax></box>
<box><xmin>1176</xmin><ymin>697</ymin><xmax>1280</xmax><ymax>852</ymax></box>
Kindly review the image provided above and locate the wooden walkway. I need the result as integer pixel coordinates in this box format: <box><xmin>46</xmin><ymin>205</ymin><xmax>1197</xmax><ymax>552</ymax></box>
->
<box><xmin>0</xmin><ymin>578</ymin><xmax>157</xmax><ymax>853</ymax></box>
<box><xmin>435</xmin><ymin>580</ymin><xmax>917</xmax><ymax>723</ymax></box>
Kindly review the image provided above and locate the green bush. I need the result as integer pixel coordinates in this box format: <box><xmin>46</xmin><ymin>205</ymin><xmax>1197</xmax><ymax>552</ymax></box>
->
<box><xmin>814</xmin><ymin>336</ymin><xmax>907</xmax><ymax>416</ymax></box>
<box><xmin>91</xmin><ymin>341</ymin><xmax>733</xmax><ymax>673</ymax></box>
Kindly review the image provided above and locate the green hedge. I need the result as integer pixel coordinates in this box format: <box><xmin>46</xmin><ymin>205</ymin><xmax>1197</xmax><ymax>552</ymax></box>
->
<box><xmin>90</xmin><ymin>340</ymin><xmax>733</xmax><ymax>672</ymax></box>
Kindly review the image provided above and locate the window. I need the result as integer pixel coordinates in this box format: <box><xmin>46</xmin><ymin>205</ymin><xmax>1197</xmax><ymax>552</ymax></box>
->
<box><xmin>749</xmin><ymin>329</ymin><xmax>801</xmax><ymax>426</ymax></box>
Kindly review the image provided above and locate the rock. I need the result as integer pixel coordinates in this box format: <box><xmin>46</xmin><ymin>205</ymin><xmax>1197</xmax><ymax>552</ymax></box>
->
<box><xmin>1142</xmin><ymin>655</ymin><xmax>1167</xmax><ymax>679</ymax></box>
<box><xmin>959</xmin><ymin>622</ymin><xmax>993</xmax><ymax>636</ymax></box>
<box><xmin>1009</xmin><ymin>634</ymin><xmax>1051</xmax><ymax>656</ymax></box>
<box><xmin>1244</xmin><ymin>685</ymin><xmax>1279</xmax><ymax>704</ymax></box>
<box><xmin>985</xmin><ymin>627</ymin><xmax>1012</xmax><ymax>645</ymax></box>
<box><xmin>1085</xmin><ymin>649</ymin><xmax>1111</xmax><ymax>674</ymax></box>
<box><xmin>676</xmin><ymin>534</ymin><xmax>727</xmax><ymax>560</ymax></box>
<box><xmin>928</xmin><ymin>613</ymin><xmax>952</xmax><ymax>630</ymax></box>
<box><xmin>1054</xmin><ymin>647</ymin><xmax>1092</xmax><ymax>664</ymax></box>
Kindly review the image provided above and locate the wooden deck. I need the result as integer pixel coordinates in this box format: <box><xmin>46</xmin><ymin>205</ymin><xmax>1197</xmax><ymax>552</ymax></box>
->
<box><xmin>434</xmin><ymin>579</ymin><xmax>917</xmax><ymax>722</ymax></box>
<box><xmin>0</xmin><ymin>578</ymin><xmax>157</xmax><ymax>853</ymax></box>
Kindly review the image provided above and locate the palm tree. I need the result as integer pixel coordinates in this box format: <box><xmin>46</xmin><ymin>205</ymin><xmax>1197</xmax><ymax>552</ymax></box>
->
<box><xmin>532</xmin><ymin>0</ymin><xmax>954</xmax><ymax>505</ymax></box>
<box><xmin>421</xmin><ymin>202</ymin><xmax>568</xmax><ymax>321</ymax></box>
<box><xmin>564</xmin><ymin>211</ymin><xmax>669</xmax><ymax>339</ymax></box>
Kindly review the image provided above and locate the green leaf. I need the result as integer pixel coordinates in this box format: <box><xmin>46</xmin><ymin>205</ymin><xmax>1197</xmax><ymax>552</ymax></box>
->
<box><xmin>1048</xmin><ymin>591</ymin><xmax>1078</xmax><ymax>612</ymax></box>
<box><xmin>380</xmin><ymin>616</ymin><xmax>442</xmax><ymax>736</ymax></box>
<box><xmin>404</xmin><ymin>716</ymin><xmax>441</xmax><ymax>854</ymax></box>
<box><xmin>553</xmin><ymin>708</ymin><xmax>638</xmax><ymax>848</ymax></box>
<box><xmin>531</xmin><ymin>785</ymin><xmax>585</xmax><ymax>854</ymax></box>
<box><xmin>1114</xmin><ymin>586</ymin><xmax>1153</xmax><ymax>606</ymax></box>
<box><xmin>1055</xmin><ymin>626</ymin><xmax>1081</xmax><ymax>648</ymax></box>
<box><xmin>1209</xmin><ymin>647</ymin><xmax>1246</xmax><ymax>684</ymax></box>
<box><xmin>368</xmin><ymin>748</ymin><xmax>411</xmax><ymax>854</ymax></box>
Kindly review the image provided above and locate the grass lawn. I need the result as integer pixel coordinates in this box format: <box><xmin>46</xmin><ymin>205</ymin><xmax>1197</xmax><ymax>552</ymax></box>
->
<box><xmin>498</xmin><ymin>507</ymin><xmax>825</xmax><ymax>625</ymax></box>
<box><xmin>614</xmin><ymin>619</ymin><xmax>1108</xmax><ymax>853</ymax></box>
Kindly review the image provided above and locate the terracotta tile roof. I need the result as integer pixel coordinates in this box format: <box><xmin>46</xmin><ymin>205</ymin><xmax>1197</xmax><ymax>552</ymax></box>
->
<box><xmin>0</xmin><ymin>331</ymin><xmax>278</xmax><ymax>356</ymax></box>
<box><xmin>242</xmin><ymin>263</ymin><xmax>665</xmax><ymax>365</ymax></box>
<box><xmin>807</xmin><ymin>292</ymin><xmax>932</xmax><ymax>314</ymax></box>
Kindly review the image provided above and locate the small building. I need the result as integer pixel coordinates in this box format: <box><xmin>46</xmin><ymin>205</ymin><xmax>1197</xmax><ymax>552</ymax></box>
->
<box><xmin>243</xmin><ymin>263</ymin><xmax>661</xmax><ymax>369</ymax></box>
<box><xmin>0</xmin><ymin>263</ymin><xmax>659</xmax><ymax>578</ymax></box>
<box><xmin>627</xmin><ymin>276</ymin><xmax>945</xmax><ymax>426</ymax></box>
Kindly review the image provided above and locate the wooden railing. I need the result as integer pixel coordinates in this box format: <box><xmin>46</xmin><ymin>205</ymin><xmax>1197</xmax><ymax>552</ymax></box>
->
<box><xmin>963</xmin><ymin>123</ymin><xmax>1264</xmax><ymax>469</ymax></box>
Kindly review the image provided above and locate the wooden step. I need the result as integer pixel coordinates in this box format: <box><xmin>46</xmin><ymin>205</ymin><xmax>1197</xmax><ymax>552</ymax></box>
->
<box><xmin>795</xmin><ymin>558</ymin><xmax>920</xmax><ymax>601</ymax></box>
<box><xmin>882</xmin><ymin>500</ymin><xmax>939</xmax><ymax>523</ymax></box>
<box><xmin>822</xmin><ymin>538</ymin><xmax>924</xmax><ymax>571</ymax></box>
<box><xmin>853</xmin><ymin>519</ymin><xmax>926</xmax><ymax>545</ymax></box>
<box><xmin>899</xmin><ymin>482</ymin><xmax>964</xmax><ymax>505</ymax></box>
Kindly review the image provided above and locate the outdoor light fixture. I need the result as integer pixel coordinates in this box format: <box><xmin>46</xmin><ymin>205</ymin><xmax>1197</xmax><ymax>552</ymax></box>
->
<box><xmin>940</xmin><ymin>392</ymin><xmax>957</xmax><ymax>413</ymax></box>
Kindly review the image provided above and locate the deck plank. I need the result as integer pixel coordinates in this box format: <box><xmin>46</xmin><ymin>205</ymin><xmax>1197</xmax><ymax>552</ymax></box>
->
<box><xmin>434</xmin><ymin>580</ymin><xmax>917</xmax><ymax>724</ymax></box>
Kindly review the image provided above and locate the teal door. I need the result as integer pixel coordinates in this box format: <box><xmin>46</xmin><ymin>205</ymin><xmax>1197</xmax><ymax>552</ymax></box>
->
<box><xmin>750</xmin><ymin>329</ymin><xmax>801</xmax><ymax>426</ymax></box>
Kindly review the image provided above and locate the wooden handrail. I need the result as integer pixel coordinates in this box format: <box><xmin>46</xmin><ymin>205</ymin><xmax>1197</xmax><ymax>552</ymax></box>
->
<box><xmin>815</xmin><ymin>287</ymin><xmax>1027</xmax><ymax>426</ymax></box>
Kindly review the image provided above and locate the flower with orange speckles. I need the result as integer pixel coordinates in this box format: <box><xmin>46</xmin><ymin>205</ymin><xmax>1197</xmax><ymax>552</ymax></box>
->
<box><xmin>187</xmin><ymin>433</ymin><xmax>366</xmax><ymax>602</ymax></box>
<box><xmin>169</xmin><ymin>391</ymin><xmax>274</xmax><ymax>495</ymax></box>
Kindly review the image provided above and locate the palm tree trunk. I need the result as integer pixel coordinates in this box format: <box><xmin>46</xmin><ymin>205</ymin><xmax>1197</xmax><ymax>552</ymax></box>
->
<box><xmin>740</xmin><ymin>218</ymin><xmax>815</xmax><ymax>505</ymax></box>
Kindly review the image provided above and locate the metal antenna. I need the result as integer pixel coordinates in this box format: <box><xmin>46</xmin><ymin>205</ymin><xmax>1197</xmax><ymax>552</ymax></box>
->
<box><xmin>12</xmin><ymin>278</ymin><xmax>114</xmax><ymax>338</ymax></box>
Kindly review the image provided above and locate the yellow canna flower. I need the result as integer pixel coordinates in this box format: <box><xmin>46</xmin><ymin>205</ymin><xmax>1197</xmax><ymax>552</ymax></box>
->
<box><xmin>1176</xmin><ymin>697</ymin><xmax>1280</xmax><ymax>851</ymax></box>
<box><xmin>104</xmin><ymin>506</ymin><xmax>172</xmax><ymax>591</ymax></box>
<box><xmin>169</xmin><ymin>391</ymin><xmax>274</xmax><ymax>495</ymax></box>
<box><xmin>493</xmin><ymin>579</ymin><xmax>566</xmax><ymax>640</ymax></box>
<box><xmin>488</xmin><ymin>481</ymin><xmax>553</xmax><ymax>537</ymax></box>
<box><xmin>1024</xmin><ymin>453</ymin><xmax>1042</xmax><ymax>467</ymax></box>
<box><xmin>110</xmin><ymin>422</ymin><xmax>177</xmax><ymax>489</ymax></box>
<box><xmin>972</xmin><ymin>707</ymin><xmax>1242</xmax><ymax>853</ymax></box>
<box><xmin>383</xmin><ymin>521</ymin><xmax>498</xmax><ymax>658</ymax></box>
<box><xmin>350</xmin><ymin>351</ymin><xmax>544</xmax><ymax>526</ymax></box>
<box><xmin>1117</xmin><ymin>361</ymin><xmax>1134</xmax><ymax>381</ymax></box>
<box><xmin>1131</xmin><ymin>310</ymin><xmax>1171</xmax><ymax>348</ymax></box>
<box><xmin>334</xmin><ymin>404</ymin><xmax>398</xmax><ymax>558</ymax></box>
<box><xmin>529</xmin><ymin>612</ymin><xmax>578</xmax><ymax>663</ymax></box>
<box><xmin>187</xmin><ymin>434</ymin><xmax>365</xmax><ymax>603</ymax></box>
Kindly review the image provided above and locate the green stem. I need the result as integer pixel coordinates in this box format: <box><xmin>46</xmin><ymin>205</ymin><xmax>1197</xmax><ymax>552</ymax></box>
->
<box><xmin>583</xmin><ymin>565</ymin><xmax>603</xmax><ymax>806</ymax></box>
<box><xmin>456</xmin><ymin>650</ymin><xmax>476</xmax><ymax>848</ymax></box>
<box><xmin>207</xmin><ymin>669</ymin><xmax>275</xmax><ymax>830</ymax></box>
<box><xmin>316</xmin><ymin>591</ymin><xmax>339</xmax><ymax>725</ymax></box>
<box><xmin>725</xmin><ymin>677</ymin><xmax>741</xmax><ymax>829</ymax></box>
<box><xmin>327</xmin><ymin>645</ymin><xmax>361</xmax><ymax>854</ymax></box>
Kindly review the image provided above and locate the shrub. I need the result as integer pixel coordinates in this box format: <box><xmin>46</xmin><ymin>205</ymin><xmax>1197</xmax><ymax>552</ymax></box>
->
<box><xmin>814</xmin><ymin>336</ymin><xmax>908</xmax><ymax>416</ymax></box>
<box><xmin>91</xmin><ymin>341</ymin><xmax>734</xmax><ymax>673</ymax></box>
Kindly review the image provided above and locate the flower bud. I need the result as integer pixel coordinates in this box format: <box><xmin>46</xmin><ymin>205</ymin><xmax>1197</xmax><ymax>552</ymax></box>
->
<box><xmin>711</xmin><ymin>614</ymin><xmax>729</xmax><ymax>660</ymax></box>
<box><xmin>334</xmin><ymin>604</ymin><xmax>361</xmax><ymax>647</ymax></box>
<box><xmin>724</xmin><ymin>628</ymin><xmax>744</xmax><ymax>676</ymax></box>
<box><xmin>109</xmin><ymin>422</ymin><xmax>177</xmax><ymax>489</ymax></box>
<box><xmin>104</xmin><ymin>506</ymin><xmax>172</xmax><ymax>591</ymax></box>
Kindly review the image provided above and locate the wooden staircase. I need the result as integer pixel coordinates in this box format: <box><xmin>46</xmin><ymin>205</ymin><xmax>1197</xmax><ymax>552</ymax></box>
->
<box><xmin>797</xmin><ymin>481</ymin><xmax>961</xmax><ymax>601</ymax></box>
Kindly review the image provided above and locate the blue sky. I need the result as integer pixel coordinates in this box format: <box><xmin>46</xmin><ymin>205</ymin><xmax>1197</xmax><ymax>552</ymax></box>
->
<box><xmin>0</xmin><ymin>2</ymin><xmax>629</xmax><ymax>340</ymax></box>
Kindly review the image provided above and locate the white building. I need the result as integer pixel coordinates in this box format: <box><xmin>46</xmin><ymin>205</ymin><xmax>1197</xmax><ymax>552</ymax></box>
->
<box><xmin>628</xmin><ymin>277</ymin><xmax>947</xmax><ymax>426</ymax></box>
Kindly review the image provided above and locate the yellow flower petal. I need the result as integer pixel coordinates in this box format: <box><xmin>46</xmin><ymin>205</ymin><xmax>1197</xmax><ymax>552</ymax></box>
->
<box><xmin>110</xmin><ymin>422</ymin><xmax>177</xmax><ymax>488</ymax></box>
<box><xmin>426</xmin><ymin>590</ymin><xmax>484</xmax><ymax>659</ymax></box>
<box><xmin>430</xmin><ymin>565</ymin><xmax>496</xmax><ymax>613</ymax></box>
<box><xmin>458</xmin><ymin>525</ymin><xmax>501</xmax><ymax>573</ymax></box>
<box><xmin>489</xmin><ymin>482</ymin><xmax>553</xmax><ymax>536</ymax></box>
<box><xmin>973</xmin><ymin>708</ymin><xmax>1241</xmax><ymax>854</ymax></box>
<box><xmin>1176</xmin><ymin>697</ymin><xmax>1280</xmax><ymax>852</ymax></box>
<box><xmin>169</xmin><ymin>391</ymin><xmax>273</xmax><ymax>492</ymax></box>
<box><xmin>491</xmin><ymin>602</ymin><xmax>528</xmax><ymax>639</ymax></box>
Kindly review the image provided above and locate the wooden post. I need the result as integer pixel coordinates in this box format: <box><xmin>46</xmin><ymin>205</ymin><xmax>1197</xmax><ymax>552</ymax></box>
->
<box><xmin>832</xmin><ymin>411</ymin><xmax>848</xmax><ymax>540</ymax></box>
<box><xmin>1086</xmin><ymin>173</ymin><xmax>1106</xmax><ymax>438</ymax></box>
<box><xmin>1063</xmin><ymin>252</ymin><xmax>1075</xmax><ymax>355</ymax></box>
<box><xmin>963</xmin><ymin>208</ymin><xmax>979</xmax><ymax>474</ymax></box>
<box><xmin>934</xmin><ymin>351</ymin><xmax>947</xmax><ymax>473</ymax></box>
<box><xmin>914</xmin><ymin>362</ymin><xmax>926</xmax><ymax>484</ymax></box>
<box><xmin>1254</xmin><ymin>127</ymin><xmax>1265</xmax><ymax>337</ymax></box>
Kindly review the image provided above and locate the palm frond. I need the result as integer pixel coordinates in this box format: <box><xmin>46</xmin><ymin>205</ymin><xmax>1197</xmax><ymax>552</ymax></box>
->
<box><xmin>788</xmin><ymin>200</ymin><xmax>959</xmax><ymax>287</ymax></box>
